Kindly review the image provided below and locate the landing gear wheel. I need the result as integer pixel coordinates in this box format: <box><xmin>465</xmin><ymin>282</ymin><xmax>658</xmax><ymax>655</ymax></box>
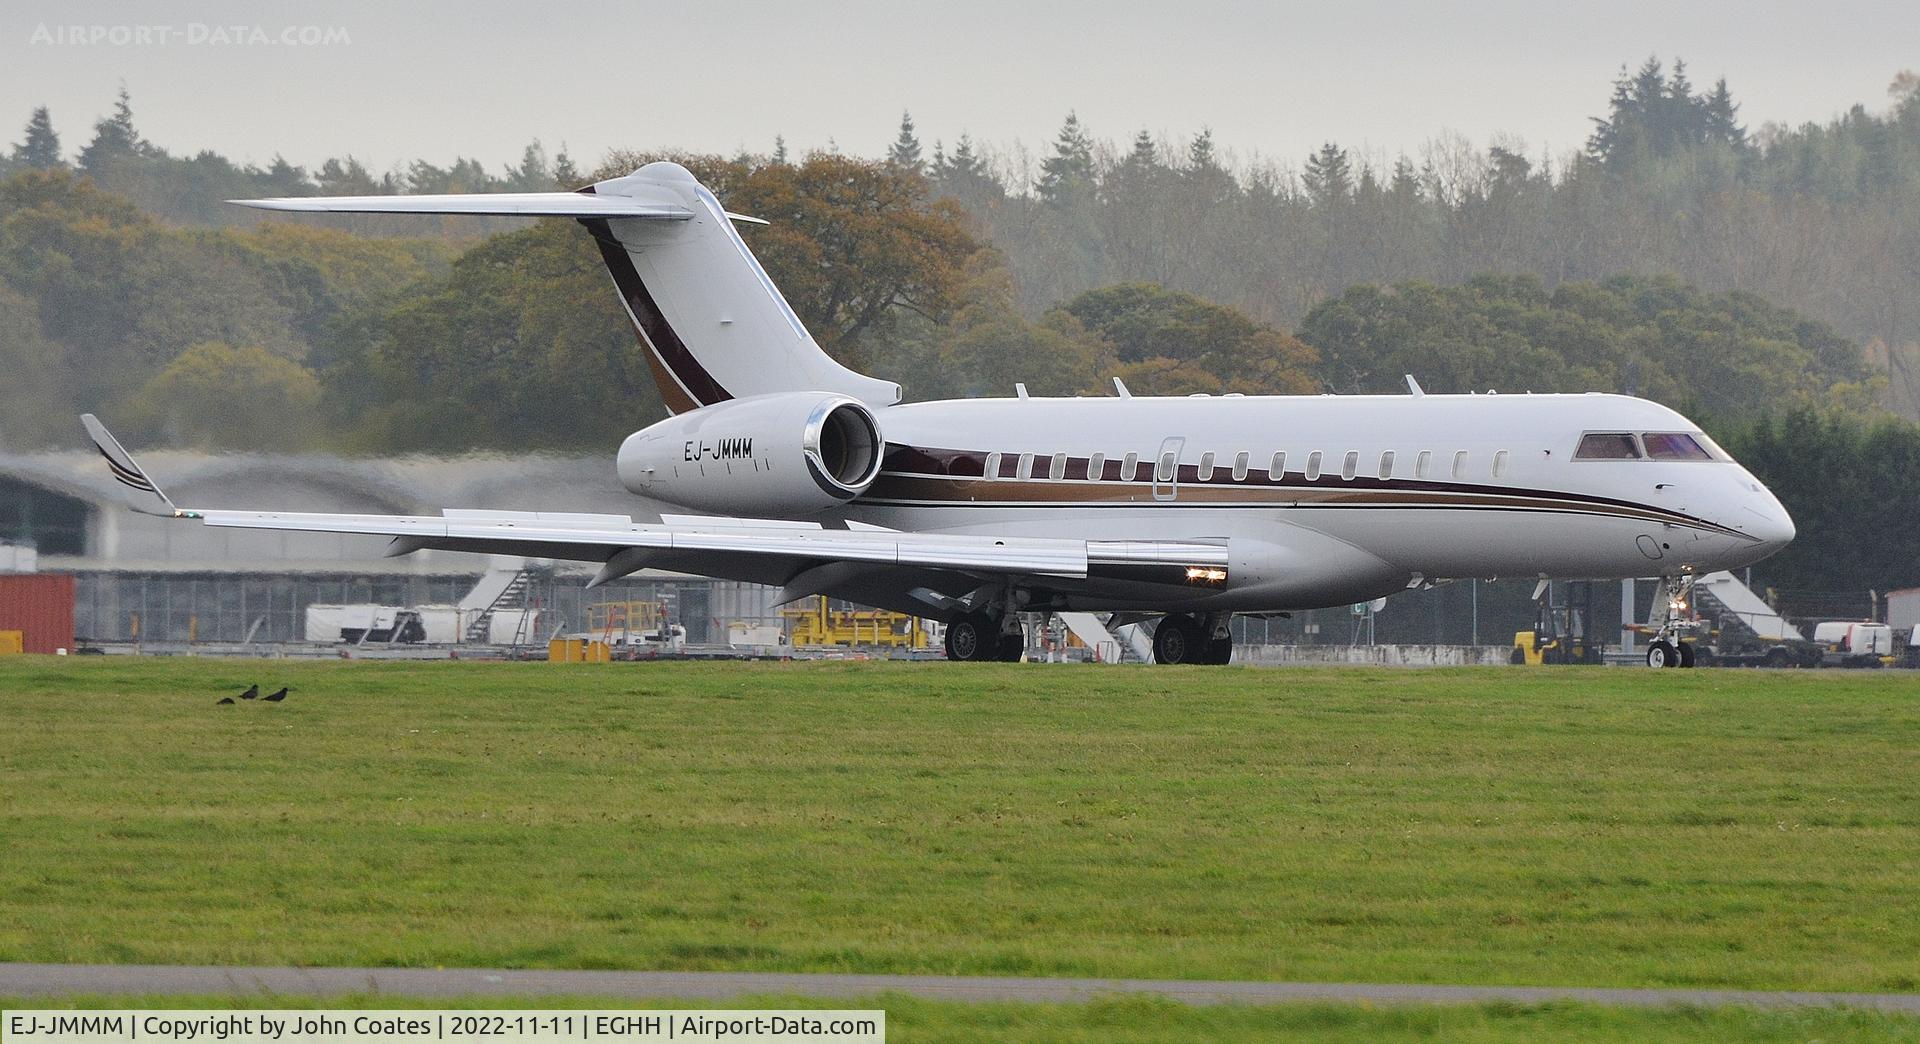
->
<box><xmin>1152</xmin><ymin>614</ymin><xmax>1204</xmax><ymax>665</ymax></box>
<box><xmin>995</xmin><ymin>630</ymin><xmax>1025</xmax><ymax>662</ymax></box>
<box><xmin>1677</xmin><ymin>641</ymin><xmax>1697</xmax><ymax>668</ymax></box>
<box><xmin>1646</xmin><ymin>640</ymin><xmax>1679</xmax><ymax>669</ymax></box>
<box><xmin>944</xmin><ymin>612</ymin><xmax>996</xmax><ymax>662</ymax></box>
<box><xmin>1204</xmin><ymin>636</ymin><xmax>1234</xmax><ymax>665</ymax></box>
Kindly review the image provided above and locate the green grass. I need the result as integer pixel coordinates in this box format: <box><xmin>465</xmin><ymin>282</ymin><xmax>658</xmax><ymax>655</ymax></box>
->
<box><xmin>1</xmin><ymin>659</ymin><xmax>1916</xmax><ymax>993</ymax></box>
<box><xmin>5</xmin><ymin>994</ymin><xmax>1917</xmax><ymax>1043</ymax></box>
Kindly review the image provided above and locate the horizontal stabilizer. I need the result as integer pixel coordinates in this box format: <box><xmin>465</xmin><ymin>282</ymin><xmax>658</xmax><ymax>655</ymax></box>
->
<box><xmin>230</xmin><ymin>192</ymin><xmax>699</xmax><ymax>219</ymax></box>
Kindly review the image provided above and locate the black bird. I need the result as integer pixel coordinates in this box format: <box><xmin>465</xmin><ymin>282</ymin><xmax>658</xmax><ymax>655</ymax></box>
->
<box><xmin>263</xmin><ymin>687</ymin><xmax>288</xmax><ymax>702</ymax></box>
<box><xmin>216</xmin><ymin>697</ymin><xmax>235</xmax><ymax>705</ymax></box>
<box><xmin>238</xmin><ymin>684</ymin><xmax>259</xmax><ymax>700</ymax></box>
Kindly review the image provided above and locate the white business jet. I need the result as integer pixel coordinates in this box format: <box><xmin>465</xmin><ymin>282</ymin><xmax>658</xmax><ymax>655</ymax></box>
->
<box><xmin>82</xmin><ymin>162</ymin><xmax>1793</xmax><ymax>666</ymax></box>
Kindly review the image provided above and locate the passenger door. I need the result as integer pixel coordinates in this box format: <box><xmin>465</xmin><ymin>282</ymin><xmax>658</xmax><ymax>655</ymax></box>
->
<box><xmin>1153</xmin><ymin>436</ymin><xmax>1184</xmax><ymax>502</ymax></box>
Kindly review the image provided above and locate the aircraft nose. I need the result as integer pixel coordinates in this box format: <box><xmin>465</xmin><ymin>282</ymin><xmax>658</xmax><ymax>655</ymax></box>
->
<box><xmin>1741</xmin><ymin>490</ymin><xmax>1795</xmax><ymax>551</ymax></box>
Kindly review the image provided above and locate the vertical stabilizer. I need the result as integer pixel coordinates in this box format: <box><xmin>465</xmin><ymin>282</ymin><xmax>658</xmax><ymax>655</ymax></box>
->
<box><xmin>581</xmin><ymin>162</ymin><xmax>901</xmax><ymax>413</ymax></box>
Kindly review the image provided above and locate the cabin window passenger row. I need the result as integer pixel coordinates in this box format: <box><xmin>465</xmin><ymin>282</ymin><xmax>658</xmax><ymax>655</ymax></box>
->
<box><xmin>1088</xmin><ymin>452</ymin><xmax>1106</xmax><ymax>481</ymax></box>
<box><xmin>1415</xmin><ymin>450</ymin><xmax>1432</xmax><ymax>479</ymax></box>
<box><xmin>1305</xmin><ymin>451</ymin><xmax>1324</xmax><ymax>481</ymax></box>
<box><xmin>1049</xmin><ymin>452</ymin><xmax>1067</xmax><ymax>481</ymax></box>
<box><xmin>1198</xmin><ymin>451</ymin><xmax>1216</xmax><ymax>480</ymax></box>
<box><xmin>1018</xmin><ymin>452</ymin><xmax>1035</xmax><ymax>479</ymax></box>
<box><xmin>1451</xmin><ymin>450</ymin><xmax>1468</xmax><ymax>479</ymax></box>
<box><xmin>1493</xmin><ymin>450</ymin><xmax>1510</xmax><ymax>478</ymax></box>
<box><xmin>1378</xmin><ymin>451</ymin><xmax>1395</xmax><ymax>480</ymax></box>
<box><xmin>1341</xmin><ymin>450</ymin><xmax>1359</xmax><ymax>481</ymax></box>
<box><xmin>1270</xmin><ymin>451</ymin><xmax>1285</xmax><ymax>478</ymax></box>
<box><xmin>1123</xmin><ymin>452</ymin><xmax>1140</xmax><ymax>481</ymax></box>
<box><xmin>1233</xmin><ymin>451</ymin><xmax>1250</xmax><ymax>481</ymax></box>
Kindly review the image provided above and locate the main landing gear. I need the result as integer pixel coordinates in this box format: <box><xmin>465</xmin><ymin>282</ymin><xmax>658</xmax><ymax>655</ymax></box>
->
<box><xmin>943</xmin><ymin>610</ymin><xmax>1023</xmax><ymax>662</ymax></box>
<box><xmin>1646</xmin><ymin>574</ymin><xmax>1699</xmax><ymax>669</ymax></box>
<box><xmin>943</xmin><ymin>601</ymin><xmax>1235</xmax><ymax>666</ymax></box>
<box><xmin>1152</xmin><ymin>612</ymin><xmax>1234</xmax><ymax>665</ymax></box>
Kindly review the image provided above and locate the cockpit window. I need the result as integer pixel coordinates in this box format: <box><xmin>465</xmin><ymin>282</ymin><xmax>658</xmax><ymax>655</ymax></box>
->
<box><xmin>1574</xmin><ymin>433</ymin><xmax>1641</xmax><ymax>460</ymax></box>
<box><xmin>1642</xmin><ymin>432</ymin><xmax>1714</xmax><ymax>461</ymax></box>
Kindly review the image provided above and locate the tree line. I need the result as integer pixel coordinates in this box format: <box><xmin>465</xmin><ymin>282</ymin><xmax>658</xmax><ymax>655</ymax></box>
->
<box><xmin>2</xmin><ymin>64</ymin><xmax>1917</xmax><ymax>593</ymax></box>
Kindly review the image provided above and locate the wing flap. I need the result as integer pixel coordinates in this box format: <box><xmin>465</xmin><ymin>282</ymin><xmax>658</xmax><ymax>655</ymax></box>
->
<box><xmin>191</xmin><ymin>508</ymin><xmax>1097</xmax><ymax>575</ymax></box>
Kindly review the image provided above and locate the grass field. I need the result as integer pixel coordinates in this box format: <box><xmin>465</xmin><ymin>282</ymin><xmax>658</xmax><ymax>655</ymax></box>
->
<box><xmin>1</xmin><ymin>658</ymin><xmax>1916</xmax><ymax>995</ymax></box>
<box><xmin>7</xmin><ymin>994</ymin><xmax>1917</xmax><ymax>1043</ymax></box>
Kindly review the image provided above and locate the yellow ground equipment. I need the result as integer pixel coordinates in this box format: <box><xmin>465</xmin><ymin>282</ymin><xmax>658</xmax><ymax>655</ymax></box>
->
<box><xmin>782</xmin><ymin>596</ymin><xmax>932</xmax><ymax>649</ymax></box>
<box><xmin>588</xmin><ymin>600</ymin><xmax>667</xmax><ymax>645</ymax></box>
<box><xmin>1510</xmin><ymin>580</ymin><xmax>1603</xmax><ymax>665</ymax></box>
<box><xmin>0</xmin><ymin>630</ymin><xmax>22</xmax><ymax>656</ymax></box>
<box><xmin>548</xmin><ymin>637</ymin><xmax>612</xmax><ymax>662</ymax></box>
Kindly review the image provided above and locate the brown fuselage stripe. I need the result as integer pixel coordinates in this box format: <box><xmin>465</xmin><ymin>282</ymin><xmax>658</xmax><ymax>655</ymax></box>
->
<box><xmin>863</xmin><ymin>461</ymin><xmax>1748</xmax><ymax>539</ymax></box>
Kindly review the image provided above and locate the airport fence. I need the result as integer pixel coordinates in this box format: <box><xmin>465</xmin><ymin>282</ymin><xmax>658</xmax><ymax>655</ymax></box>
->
<box><xmin>62</xmin><ymin>569</ymin><xmax>1570</xmax><ymax>652</ymax></box>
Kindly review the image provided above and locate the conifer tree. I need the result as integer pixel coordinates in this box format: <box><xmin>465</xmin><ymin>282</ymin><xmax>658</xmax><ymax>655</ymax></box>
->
<box><xmin>1187</xmin><ymin>127</ymin><xmax>1218</xmax><ymax>172</ymax></box>
<box><xmin>1126</xmin><ymin>129</ymin><xmax>1156</xmax><ymax>169</ymax></box>
<box><xmin>79</xmin><ymin>86</ymin><xmax>148</xmax><ymax>175</ymax></box>
<box><xmin>1302</xmin><ymin>142</ymin><xmax>1352</xmax><ymax>205</ymax></box>
<box><xmin>946</xmin><ymin>134</ymin><xmax>983</xmax><ymax>179</ymax></box>
<box><xmin>11</xmin><ymin>107</ymin><xmax>63</xmax><ymax>170</ymax></box>
<box><xmin>552</xmin><ymin>146</ymin><xmax>580</xmax><ymax>187</ymax></box>
<box><xmin>887</xmin><ymin>111</ymin><xmax>924</xmax><ymax>173</ymax></box>
<box><xmin>1703</xmin><ymin>78</ymin><xmax>1746</xmax><ymax>149</ymax></box>
<box><xmin>1036</xmin><ymin>112</ymin><xmax>1096</xmax><ymax>205</ymax></box>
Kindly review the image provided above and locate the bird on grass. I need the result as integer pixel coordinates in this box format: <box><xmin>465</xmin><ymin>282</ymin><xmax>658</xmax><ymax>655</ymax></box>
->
<box><xmin>263</xmin><ymin>687</ymin><xmax>289</xmax><ymax>702</ymax></box>
<box><xmin>237</xmin><ymin>684</ymin><xmax>259</xmax><ymax>700</ymax></box>
<box><xmin>215</xmin><ymin>697</ymin><xmax>235</xmax><ymax>705</ymax></box>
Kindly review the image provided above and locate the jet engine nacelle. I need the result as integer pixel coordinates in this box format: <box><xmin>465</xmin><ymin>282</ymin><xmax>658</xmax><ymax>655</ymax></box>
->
<box><xmin>616</xmin><ymin>392</ymin><xmax>884</xmax><ymax>514</ymax></box>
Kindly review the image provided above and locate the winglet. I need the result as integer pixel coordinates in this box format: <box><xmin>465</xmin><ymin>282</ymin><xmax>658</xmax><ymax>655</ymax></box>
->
<box><xmin>1405</xmin><ymin>374</ymin><xmax>1425</xmax><ymax>397</ymax></box>
<box><xmin>79</xmin><ymin>414</ymin><xmax>191</xmax><ymax>517</ymax></box>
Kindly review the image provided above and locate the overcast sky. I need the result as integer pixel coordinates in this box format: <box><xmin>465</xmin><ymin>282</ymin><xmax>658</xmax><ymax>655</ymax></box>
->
<box><xmin>3</xmin><ymin>0</ymin><xmax>1914</xmax><ymax>176</ymax></box>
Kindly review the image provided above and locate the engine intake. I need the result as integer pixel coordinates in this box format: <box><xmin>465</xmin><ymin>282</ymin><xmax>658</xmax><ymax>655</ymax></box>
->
<box><xmin>618</xmin><ymin>392</ymin><xmax>885</xmax><ymax>514</ymax></box>
<box><xmin>805</xmin><ymin>397</ymin><xmax>883</xmax><ymax>495</ymax></box>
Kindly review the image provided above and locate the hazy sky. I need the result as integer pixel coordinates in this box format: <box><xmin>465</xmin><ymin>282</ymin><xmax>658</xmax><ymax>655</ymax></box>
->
<box><xmin>3</xmin><ymin>0</ymin><xmax>1914</xmax><ymax>176</ymax></box>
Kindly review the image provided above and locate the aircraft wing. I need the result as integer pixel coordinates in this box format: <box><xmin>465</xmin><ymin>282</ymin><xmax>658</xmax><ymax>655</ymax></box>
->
<box><xmin>81</xmin><ymin>416</ymin><xmax>1227</xmax><ymax>597</ymax></box>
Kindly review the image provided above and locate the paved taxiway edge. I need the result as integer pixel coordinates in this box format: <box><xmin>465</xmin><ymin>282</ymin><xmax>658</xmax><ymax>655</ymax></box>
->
<box><xmin>1</xmin><ymin>963</ymin><xmax>1917</xmax><ymax>1012</ymax></box>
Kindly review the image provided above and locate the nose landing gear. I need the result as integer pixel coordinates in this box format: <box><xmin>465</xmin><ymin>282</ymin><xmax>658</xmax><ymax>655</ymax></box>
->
<box><xmin>1647</xmin><ymin>574</ymin><xmax>1700</xmax><ymax>668</ymax></box>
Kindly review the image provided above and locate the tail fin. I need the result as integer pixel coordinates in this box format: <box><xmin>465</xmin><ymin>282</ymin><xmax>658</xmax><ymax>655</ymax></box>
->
<box><xmin>234</xmin><ymin>162</ymin><xmax>900</xmax><ymax>415</ymax></box>
<box><xmin>578</xmin><ymin>163</ymin><xmax>898</xmax><ymax>413</ymax></box>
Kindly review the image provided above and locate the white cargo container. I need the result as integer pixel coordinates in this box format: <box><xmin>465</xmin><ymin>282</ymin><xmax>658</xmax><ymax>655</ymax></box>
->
<box><xmin>484</xmin><ymin>608</ymin><xmax>543</xmax><ymax>645</ymax></box>
<box><xmin>1811</xmin><ymin>621</ymin><xmax>1892</xmax><ymax>666</ymax></box>
<box><xmin>305</xmin><ymin>604</ymin><xmax>464</xmax><ymax>644</ymax></box>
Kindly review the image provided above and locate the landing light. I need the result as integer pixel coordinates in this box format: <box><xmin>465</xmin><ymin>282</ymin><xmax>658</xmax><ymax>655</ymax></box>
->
<box><xmin>1185</xmin><ymin>567</ymin><xmax>1228</xmax><ymax>584</ymax></box>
